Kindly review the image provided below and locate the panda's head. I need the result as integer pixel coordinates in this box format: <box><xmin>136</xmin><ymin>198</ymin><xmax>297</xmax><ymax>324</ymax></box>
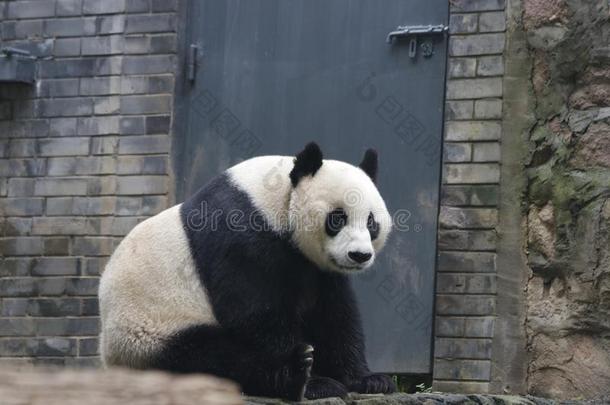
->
<box><xmin>287</xmin><ymin>142</ymin><xmax>392</xmax><ymax>274</ymax></box>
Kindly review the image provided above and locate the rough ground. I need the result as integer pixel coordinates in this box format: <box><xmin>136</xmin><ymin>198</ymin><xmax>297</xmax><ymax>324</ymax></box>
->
<box><xmin>246</xmin><ymin>393</ymin><xmax>599</xmax><ymax>405</ymax></box>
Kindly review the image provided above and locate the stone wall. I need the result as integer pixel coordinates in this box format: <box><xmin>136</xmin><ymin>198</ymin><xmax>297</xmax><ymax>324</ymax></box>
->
<box><xmin>433</xmin><ymin>0</ymin><xmax>506</xmax><ymax>393</ymax></box>
<box><xmin>518</xmin><ymin>0</ymin><xmax>610</xmax><ymax>399</ymax></box>
<box><xmin>0</xmin><ymin>0</ymin><xmax>176</xmax><ymax>366</ymax></box>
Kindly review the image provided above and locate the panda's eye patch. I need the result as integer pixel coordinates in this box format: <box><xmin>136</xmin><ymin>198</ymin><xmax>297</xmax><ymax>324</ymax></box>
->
<box><xmin>325</xmin><ymin>208</ymin><xmax>348</xmax><ymax>237</ymax></box>
<box><xmin>367</xmin><ymin>212</ymin><xmax>380</xmax><ymax>240</ymax></box>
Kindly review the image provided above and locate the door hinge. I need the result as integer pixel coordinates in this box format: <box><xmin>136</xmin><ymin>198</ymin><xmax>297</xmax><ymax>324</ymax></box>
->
<box><xmin>187</xmin><ymin>44</ymin><xmax>199</xmax><ymax>82</ymax></box>
<box><xmin>386</xmin><ymin>24</ymin><xmax>448</xmax><ymax>59</ymax></box>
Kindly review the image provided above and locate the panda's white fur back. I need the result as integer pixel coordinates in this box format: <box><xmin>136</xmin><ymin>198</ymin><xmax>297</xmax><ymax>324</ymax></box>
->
<box><xmin>99</xmin><ymin>204</ymin><xmax>217</xmax><ymax>368</ymax></box>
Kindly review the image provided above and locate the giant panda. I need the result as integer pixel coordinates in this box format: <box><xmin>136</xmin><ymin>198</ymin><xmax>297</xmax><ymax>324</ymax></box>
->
<box><xmin>99</xmin><ymin>142</ymin><xmax>396</xmax><ymax>400</ymax></box>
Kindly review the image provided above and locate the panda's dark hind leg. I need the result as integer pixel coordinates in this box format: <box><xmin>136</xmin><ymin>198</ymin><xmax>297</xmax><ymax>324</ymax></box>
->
<box><xmin>150</xmin><ymin>324</ymin><xmax>312</xmax><ymax>401</ymax></box>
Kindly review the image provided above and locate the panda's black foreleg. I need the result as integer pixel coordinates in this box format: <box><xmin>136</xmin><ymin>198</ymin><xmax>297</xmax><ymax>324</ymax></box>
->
<box><xmin>150</xmin><ymin>324</ymin><xmax>312</xmax><ymax>400</ymax></box>
<box><xmin>305</xmin><ymin>273</ymin><xmax>397</xmax><ymax>395</ymax></box>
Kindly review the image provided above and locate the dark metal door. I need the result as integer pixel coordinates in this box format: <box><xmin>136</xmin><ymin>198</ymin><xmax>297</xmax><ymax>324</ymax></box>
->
<box><xmin>175</xmin><ymin>0</ymin><xmax>448</xmax><ymax>374</ymax></box>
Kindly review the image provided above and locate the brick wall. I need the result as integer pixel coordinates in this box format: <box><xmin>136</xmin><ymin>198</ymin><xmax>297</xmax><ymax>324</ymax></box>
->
<box><xmin>433</xmin><ymin>0</ymin><xmax>506</xmax><ymax>393</ymax></box>
<box><xmin>0</xmin><ymin>0</ymin><xmax>177</xmax><ymax>366</ymax></box>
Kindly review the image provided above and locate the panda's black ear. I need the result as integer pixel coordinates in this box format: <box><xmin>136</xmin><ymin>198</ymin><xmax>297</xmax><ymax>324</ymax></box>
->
<box><xmin>359</xmin><ymin>148</ymin><xmax>378</xmax><ymax>183</ymax></box>
<box><xmin>290</xmin><ymin>142</ymin><xmax>323</xmax><ymax>186</ymax></box>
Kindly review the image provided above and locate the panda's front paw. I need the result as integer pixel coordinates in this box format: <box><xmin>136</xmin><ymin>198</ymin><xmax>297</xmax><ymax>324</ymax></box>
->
<box><xmin>305</xmin><ymin>376</ymin><xmax>348</xmax><ymax>399</ymax></box>
<box><xmin>349</xmin><ymin>373</ymin><xmax>396</xmax><ymax>394</ymax></box>
<box><xmin>285</xmin><ymin>343</ymin><xmax>314</xmax><ymax>401</ymax></box>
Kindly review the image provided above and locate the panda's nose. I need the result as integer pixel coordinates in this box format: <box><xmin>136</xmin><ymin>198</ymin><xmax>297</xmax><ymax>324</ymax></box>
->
<box><xmin>348</xmin><ymin>251</ymin><xmax>372</xmax><ymax>264</ymax></box>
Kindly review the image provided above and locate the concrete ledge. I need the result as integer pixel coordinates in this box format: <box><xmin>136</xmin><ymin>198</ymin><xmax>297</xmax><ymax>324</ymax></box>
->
<box><xmin>246</xmin><ymin>393</ymin><xmax>590</xmax><ymax>405</ymax></box>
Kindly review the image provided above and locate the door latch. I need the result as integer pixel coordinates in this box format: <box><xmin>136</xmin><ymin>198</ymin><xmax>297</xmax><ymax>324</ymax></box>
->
<box><xmin>386</xmin><ymin>24</ymin><xmax>448</xmax><ymax>58</ymax></box>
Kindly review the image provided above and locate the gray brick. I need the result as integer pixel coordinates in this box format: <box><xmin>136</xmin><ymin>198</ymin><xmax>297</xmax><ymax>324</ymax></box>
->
<box><xmin>50</xmin><ymin>117</ymin><xmax>78</xmax><ymax>137</ymax></box>
<box><xmin>77</xmin><ymin>116</ymin><xmax>119</xmax><ymax>135</ymax></box>
<box><xmin>82</xmin><ymin>297</ymin><xmax>100</xmax><ymax>314</ymax></box>
<box><xmin>2</xmin><ymin>218</ymin><xmax>33</xmax><ymax>236</ymax></box>
<box><xmin>7</xmin><ymin>178</ymin><xmax>36</xmax><ymax>197</ymax></box>
<box><xmin>79</xmin><ymin>337</ymin><xmax>100</xmax><ymax>355</ymax></box>
<box><xmin>73</xmin><ymin>196</ymin><xmax>116</xmax><ymax>215</ymax></box>
<box><xmin>450</xmin><ymin>0</ymin><xmax>505</xmax><ymax>12</ymax></box>
<box><xmin>1</xmin><ymin>299</ymin><xmax>29</xmax><ymax>316</ymax></box>
<box><xmin>38</xmin><ymin>137</ymin><xmax>90</xmax><ymax>157</ymax></box>
<box><xmin>46</xmin><ymin>197</ymin><xmax>73</xmax><ymax>215</ymax></box>
<box><xmin>72</xmin><ymin>237</ymin><xmax>115</xmax><ymax>256</ymax></box>
<box><xmin>66</xmin><ymin>278</ymin><xmax>99</xmax><ymax>295</ymax></box>
<box><xmin>38</xmin><ymin>79</ymin><xmax>80</xmax><ymax>97</ymax></box>
<box><xmin>9</xmin><ymin>20</ymin><xmax>44</xmax><ymax>39</ymax></box>
<box><xmin>479</xmin><ymin>11</ymin><xmax>506</xmax><ymax>32</ymax></box>
<box><xmin>117</xmin><ymin>155</ymin><xmax>168</xmax><ymax>174</ymax></box>
<box><xmin>120</xmin><ymin>116</ymin><xmax>145</xmax><ymax>134</ymax></box>
<box><xmin>31</xmin><ymin>258</ymin><xmax>80</xmax><ymax>276</ymax></box>
<box><xmin>83</xmin><ymin>0</ymin><xmax>125</xmax><ymax>14</ymax></box>
<box><xmin>33</xmin><ymin>318</ymin><xmax>100</xmax><ymax>336</ymax></box>
<box><xmin>95</xmin><ymin>15</ymin><xmax>126</xmax><ymax>34</ymax></box>
<box><xmin>125</xmin><ymin>14</ymin><xmax>176</xmax><ymax>33</ymax></box>
<box><xmin>444</xmin><ymin>163</ymin><xmax>500</xmax><ymax>184</ymax></box>
<box><xmin>0</xmin><ymin>159</ymin><xmax>46</xmax><ymax>177</ymax></box>
<box><xmin>116</xmin><ymin>175</ymin><xmax>167</xmax><ymax>195</ymax></box>
<box><xmin>152</xmin><ymin>0</ymin><xmax>177</xmax><ymax>12</ymax></box>
<box><xmin>81</xmin><ymin>257</ymin><xmax>107</xmax><ymax>276</ymax></box>
<box><xmin>437</xmin><ymin>251</ymin><xmax>496</xmax><ymax>272</ymax></box>
<box><xmin>445</xmin><ymin>121</ymin><xmax>502</xmax><ymax>141</ymax></box>
<box><xmin>91</xmin><ymin>136</ymin><xmax>118</xmax><ymax>155</ymax></box>
<box><xmin>448</xmin><ymin>57</ymin><xmax>477</xmax><ymax>78</ymax></box>
<box><xmin>44</xmin><ymin>18</ymin><xmax>87</xmax><ymax>37</ymax></box>
<box><xmin>39</xmin><ymin>98</ymin><xmax>93</xmax><ymax>117</ymax></box>
<box><xmin>477</xmin><ymin>55</ymin><xmax>504</xmax><ymax>76</ymax></box>
<box><xmin>98</xmin><ymin>216</ymin><xmax>139</xmax><ymax>236</ymax></box>
<box><xmin>0</xmin><ymin>198</ymin><xmax>45</xmax><ymax>216</ymax></box>
<box><xmin>56</xmin><ymin>0</ymin><xmax>83</xmax><ymax>16</ymax></box>
<box><xmin>81</xmin><ymin>35</ymin><xmax>124</xmax><ymax>55</ymax></box>
<box><xmin>94</xmin><ymin>96</ymin><xmax>120</xmax><ymax>115</ymax></box>
<box><xmin>435</xmin><ymin>337</ymin><xmax>492</xmax><ymax>359</ymax></box>
<box><xmin>1</xmin><ymin>259</ymin><xmax>33</xmax><ymax>277</ymax></box>
<box><xmin>43</xmin><ymin>237</ymin><xmax>71</xmax><ymax>255</ymax></box>
<box><xmin>36</xmin><ymin>278</ymin><xmax>68</xmax><ymax>295</ymax></box>
<box><xmin>53</xmin><ymin>38</ymin><xmax>81</xmax><ymax>57</ymax></box>
<box><xmin>439</xmin><ymin>207</ymin><xmax>498</xmax><ymax>229</ymax></box>
<box><xmin>122</xmin><ymin>55</ymin><xmax>175</xmax><ymax>75</ymax></box>
<box><xmin>437</xmin><ymin>317</ymin><xmax>495</xmax><ymax>339</ymax></box>
<box><xmin>30</xmin><ymin>338</ymin><xmax>78</xmax><ymax>356</ymax></box>
<box><xmin>151</xmin><ymin>34</ymin><xmax>177</xmax><ymax>53</ymax></box>
<box><xmin>438</xmin><ymin>229</ymin><xmax>497</xmax><ymax>251</ymax></box>
<box><xmin>473</xmin><ymin>142</ymin><xmax>501</xmax><ymax>162</ymax></box>
<box><xmin>32</xmin><ymin>217</ymin><xmax>93</xmax><ymax>235</ymax></box>
<box><xmin>86</xmin><ymin>176</ymin><xmax>117</xmax><ymax>196</ymax></box>
<box><xmin>437</xmin><ymin>274</ymin><xmax>497</xmax><ymax>294</ymax></box>
<box><xmin>434</xmin><ymin>359</ymin><xmax>491</xmax><ymax>381</ymax></box>
<box><xmin>7</xmin><ymin>1</ymin><xmax>55</xmax><ymax>18</ymax></box>
<box><xmin>6</xmin><ymin>120</ymin><xmax>50</xmax><ymax>139</ymax></box>
<box><xmin>450</xmin><ymin>14</ymin><xmax>477</xmax><ymax>34</ymax></box>
<box><xmin>126</xmin><ymin>0</ymin><xmax>150</xmax><ymax>12</ymax></box>
<box><xmin>39</xmin><ymin>57</ymin><xmax>122</xmax><ymax>78</ymax></box>
<box><xmin>80</xmin><ymin>77</ymin><xmax>121</xmax><ymax>95</ymax></box>
<box><xmin>118</xmin><ymin>135</ymin><xmax>170</xmax><ymax>154</ymax></box>
<box><xmin>8</xmin><ymin>139</ymin><xmax>36</xmax><ymax>157</ymax></box>
<box><xmin>47</xmin><ymin>156</ymin><xmax>116</xmax><ymax>176</ymax></box>
<box><xmin>0</xmin><ymin>319</ymin><xmax>35</xmax><ymax>337</ymax></box>
<box><xmin>450</xmin><ymin>34</ymin><xmax>505</xmax><ymax>56</ymax></box>
<box><xmin>445</xmin><ymin>100</ymin><xmax>474</xmax><ymax>120</ymax></box>
<box><xmin>146</xmin><ymin>115</ymin><xmax>171</xmax><ymax>133</ymax></box>
<box><xmin>456</xmin><ymin>183</ymin><xmax>496</xmax><ymax>208</ymax></box>
<box><xmin>120</xmin><ymin>95</ymin><xmax>171</xmax><ymax>114</ymax></box>
<box><xmin>34</xmin><ymin>178</ymin><xmax>89</xmax><ymax>196</ymax></box>
<box><xmin>0</xmin><ymin>237</ymin><xmax>44</xmax><ymax>256</ymax></box>
<box><xmin>474</xmin><ymin>98</ymin><xmax>502</xmax><ymax>118</ymax></box>
<box><xmin>436</xmin><ymin>295</ymin><xmax>495</xmax><ymax>316</ymax></box>
<box><xmin>124</xmin><ymin>35</ymin><xmax>151</xmax><ymax>54</ymax></box>
<box><xmin>465</xmin><ymin>317</ymin><xmax>495</xmax><ymax>338</ymax></box>
<box><xmin>446</xmin><ymin>78</ymin><xmax>503</xmax><ymax>99</ymax></box>
<box><xmin>443</xmin><ymin>143</ymin><xmax>471</xmax><ymax>163</ymax></box>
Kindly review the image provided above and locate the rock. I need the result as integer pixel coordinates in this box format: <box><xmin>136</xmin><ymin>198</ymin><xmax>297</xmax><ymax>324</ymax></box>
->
<box><xmin>527</xmin><ymin>26</ymin><xmax>568</xmax><ymax>50</ymax></box>
<box><xmin>571</xmin><ymin>122</ymin><xmax>610</xmax><ymax>168</ymax></box>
